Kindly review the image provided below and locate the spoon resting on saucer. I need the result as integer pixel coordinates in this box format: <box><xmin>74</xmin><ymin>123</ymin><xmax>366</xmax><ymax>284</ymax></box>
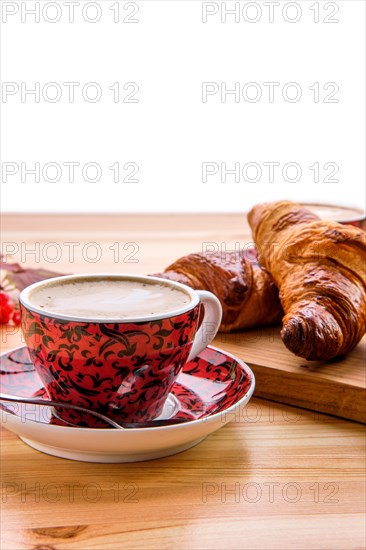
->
<box><xmin>0</xmin><ymin>393</ymin><xmax>190</xmax><ymax>429</ymax></box>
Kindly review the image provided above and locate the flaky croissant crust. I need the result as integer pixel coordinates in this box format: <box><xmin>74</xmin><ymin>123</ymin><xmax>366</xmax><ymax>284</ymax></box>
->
<box><xmin>153</xmin><ymin>251</ymin><xmax>282</xmax><ymax>332</ymax></box>
<box><xmin>248</xmin><ymin>200</ymin><xmax>366</xmax><ymax>360</ymax></box>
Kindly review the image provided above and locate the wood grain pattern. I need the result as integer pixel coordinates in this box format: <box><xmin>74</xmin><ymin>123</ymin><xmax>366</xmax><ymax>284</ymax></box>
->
<box><xmin>1</xmin><ymin>214</ymin><xmax>365</xmax><ymax>550</ymax></box>
<box><xmin>215</xmin><ymin>330</ymin><xmax>366</xmax><ymax>423</ymax></box>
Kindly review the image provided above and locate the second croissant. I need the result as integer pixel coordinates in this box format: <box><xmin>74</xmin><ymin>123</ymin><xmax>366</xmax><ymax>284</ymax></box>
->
<box><xmin>153</xmin><ymin>250</ymin><xmax>283</xmax><ymax>332</ymax></box>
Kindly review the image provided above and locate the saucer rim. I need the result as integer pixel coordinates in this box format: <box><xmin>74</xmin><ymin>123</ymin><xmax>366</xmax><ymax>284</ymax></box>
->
<box><xmin>0</xmin><ymin>345</ymin><xmax>255</xmax><ymax>433</ymax></box>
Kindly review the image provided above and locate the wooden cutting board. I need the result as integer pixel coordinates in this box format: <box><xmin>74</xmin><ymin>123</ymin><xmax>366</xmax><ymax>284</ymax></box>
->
<box><xmin>214</xmin><ymin>329</ymin><xmax>366</xmax><ymax>424</ymax></box>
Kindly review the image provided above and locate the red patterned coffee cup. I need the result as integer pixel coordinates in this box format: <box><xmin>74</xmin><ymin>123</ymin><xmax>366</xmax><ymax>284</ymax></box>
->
<box><xmin>19</xmin><ymin>274</ymin><xmax>222</xmax><ymax>427</ymax></box>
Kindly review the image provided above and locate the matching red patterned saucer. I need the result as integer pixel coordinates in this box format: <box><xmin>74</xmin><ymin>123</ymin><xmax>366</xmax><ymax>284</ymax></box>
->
<box><xmin>0</xmin><ymin>346</ymin><xmax>255</xmax><ymax>463</ymax></box>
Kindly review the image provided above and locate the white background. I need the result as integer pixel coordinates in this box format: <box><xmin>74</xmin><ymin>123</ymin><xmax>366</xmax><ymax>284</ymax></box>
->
<box><xmin>1</xmin><ymin>0</ymin><xmax>365</xmax><ymax>213</ymax></box>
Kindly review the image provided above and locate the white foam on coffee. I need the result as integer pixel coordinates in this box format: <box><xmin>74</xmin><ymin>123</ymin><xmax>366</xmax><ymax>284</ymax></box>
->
<box><xmin>29</xmin><ymin>279</ymin><xmax>191</xmax><ymax>319</ymax></box>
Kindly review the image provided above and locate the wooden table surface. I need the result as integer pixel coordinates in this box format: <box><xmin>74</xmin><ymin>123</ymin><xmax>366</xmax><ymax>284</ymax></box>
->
<box><xmin>1</xmin><ymin>214</ymin><xmax>365</xmax><ymax>550</ymax></box>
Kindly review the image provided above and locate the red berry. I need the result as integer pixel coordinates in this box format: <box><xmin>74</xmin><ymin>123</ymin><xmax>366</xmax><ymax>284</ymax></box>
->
<box><xmin>12</xmin><ymin>310</ymin><xmax>21</xmax><ymax>326</ymax></box>
<box><xmin>1</xmin><ymin>302</ymin><xmax>12</xmax><ymax>314</ymax></box>
<box><xmin>0</xmin><ymin>291</ymin><xmax>14</xmax><ymax>325</ymax></box>
<box><xmin>0</xmin><ymin>291</ymin><xmax>11</xmax><ymax>305</ymax></box>
<box><xmin>0</xmin><ymin>309</ymin><xmax>11</xmax><ymax>324</ymax></box>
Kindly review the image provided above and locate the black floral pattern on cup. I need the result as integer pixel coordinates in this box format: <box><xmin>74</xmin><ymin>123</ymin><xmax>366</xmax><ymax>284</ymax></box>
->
<box><xmin>20</xmin><ymin>305</ymin><xmax>201</xmax><ymax>424</ymax></box>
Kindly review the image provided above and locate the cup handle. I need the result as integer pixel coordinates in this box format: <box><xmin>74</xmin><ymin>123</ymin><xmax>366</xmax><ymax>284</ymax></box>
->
<box><xmin>187</xmin><ymin>290</ymin><xmax>222</xmax><ymax>362</ymax></box>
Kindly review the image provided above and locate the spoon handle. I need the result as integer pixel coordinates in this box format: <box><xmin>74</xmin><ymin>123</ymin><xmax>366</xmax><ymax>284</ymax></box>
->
<box><xmin>0</xmin><ymin>393</ymin><xmax>124</xmax><ymax>429</ymax></box>
<box><xmin>0</xmin><ymin>393</ymin><xmax>189</xmax><ymax>429</ymax></box>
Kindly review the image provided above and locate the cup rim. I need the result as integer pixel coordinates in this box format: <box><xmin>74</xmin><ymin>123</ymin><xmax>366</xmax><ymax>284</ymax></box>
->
<box><xmin>19</xmin><ymin>273</ymin><xmax>199</xmax><ymax>323</ymax></box>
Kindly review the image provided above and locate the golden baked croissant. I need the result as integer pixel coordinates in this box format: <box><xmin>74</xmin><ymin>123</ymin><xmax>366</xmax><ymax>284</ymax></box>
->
<box><xmin>248</xmin><ymin>200</ymin><xmax>366</xmax><ymax>360</ymax></box>
<box><xmin>153</xmin><ymin>251</ymin><xmax>282</xmax><ymax>332</ymax></box>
